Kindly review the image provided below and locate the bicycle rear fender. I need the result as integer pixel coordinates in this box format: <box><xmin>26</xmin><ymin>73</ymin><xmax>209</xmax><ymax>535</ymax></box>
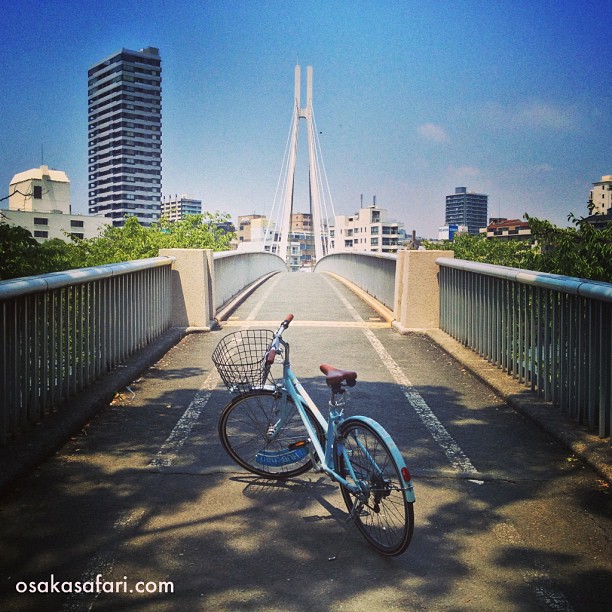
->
<box><xmin>342</xmin><ymin>415</ymin><xmax>416</xmax><ymax>503</ymax></box>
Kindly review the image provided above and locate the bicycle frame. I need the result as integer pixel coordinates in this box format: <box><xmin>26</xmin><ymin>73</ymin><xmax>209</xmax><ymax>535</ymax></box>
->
<box><xmin>270</xmin><ymin>334</ymin><xmax>415</xmax><ymax>503</ymax></box>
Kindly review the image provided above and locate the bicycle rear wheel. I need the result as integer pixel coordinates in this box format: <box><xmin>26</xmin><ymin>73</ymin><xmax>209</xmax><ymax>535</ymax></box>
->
<box><xmin>335</xmin><ymin>418</ymin><xmax>414</xmax><ymax>556</ymax></box>
<box><xmin>219</xmin><ymin>389</ymin><xmax>324</xmax><ymax>479</ymax></box>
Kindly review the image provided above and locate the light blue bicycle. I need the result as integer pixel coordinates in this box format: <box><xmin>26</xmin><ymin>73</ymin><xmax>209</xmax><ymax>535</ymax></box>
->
<box><xmin>212</xmin><ymin>314</ymin><xmax>415</xmax><ymax>556</ymax></box>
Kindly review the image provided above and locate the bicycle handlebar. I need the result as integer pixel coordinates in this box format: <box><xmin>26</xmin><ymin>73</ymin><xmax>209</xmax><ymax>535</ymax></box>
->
<box><xmin>266</xmin><ymin>314</ymin><xmax>294</xmax><ymax>365</ymax></box>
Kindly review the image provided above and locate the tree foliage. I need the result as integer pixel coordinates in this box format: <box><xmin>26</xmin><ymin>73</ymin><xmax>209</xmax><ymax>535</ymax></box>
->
<box><xmin>526</xmin><ymin>213</ymin><xmax>612</xmax><ymax>282</ymax></box>
<box><xmin>0</xmin><ymin>212</ymin><xmax>235</xmax><ymax>281</ymax></box>
<box><xmin>423</xmin><ymin>214</ymin><xmax>612</xmax><ymax>283</ymax></box>
<box><xmin>0</xmin><ymin>222</ymin><xmax>42</xmax><ymax>279</ymax></box>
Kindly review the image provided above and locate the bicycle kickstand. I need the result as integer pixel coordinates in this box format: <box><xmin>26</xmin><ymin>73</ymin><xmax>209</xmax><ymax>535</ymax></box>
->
<box><xmin>328</xmin><ymin>499</ymin><xmax>362</xmax><ymax>561</ymax></box>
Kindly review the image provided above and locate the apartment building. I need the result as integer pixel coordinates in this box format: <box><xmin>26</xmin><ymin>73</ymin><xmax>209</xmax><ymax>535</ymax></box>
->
<box><xmin>329</xmin><ymin>205</ymin><xmax>402</xmax><ymax>254</ymax></box>
<box><xmin>589</xmin><ymin>175</ymin><xmax>612</xmax><ymax>215</ymax></box>
<box><xmin>161</xmin><ymin>194</ymin><xmax>202</xmax><ymax>222</ymax></box>
<box><xmin>88</xmin><ymin>47</ymin><xmax>162</xmax><ymax>226</ymax></box>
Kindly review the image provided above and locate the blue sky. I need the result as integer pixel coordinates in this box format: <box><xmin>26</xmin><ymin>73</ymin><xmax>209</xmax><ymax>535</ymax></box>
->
<box><xmin>1</xmin><ymin>0</ymin><xmax>610</xmax><ymax>237</ymax></box>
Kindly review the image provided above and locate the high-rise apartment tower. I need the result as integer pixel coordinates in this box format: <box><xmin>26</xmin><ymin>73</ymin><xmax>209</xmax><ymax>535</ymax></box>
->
<box><xmin>445</xmin><ymin>187</ymin><xmax>488</xmax><ymax>236</ymax></box>
<box><xmin>88</xmin><ymin>47</ymin><xmax>162</xmax><ymax>226</ymax></box>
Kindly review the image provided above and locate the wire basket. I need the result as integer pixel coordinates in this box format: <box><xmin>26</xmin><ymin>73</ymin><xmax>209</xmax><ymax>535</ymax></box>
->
<box><xmin>212</xmin><ymin>329</ymin><xmax>275</xmax><ymax>393</ymax></box>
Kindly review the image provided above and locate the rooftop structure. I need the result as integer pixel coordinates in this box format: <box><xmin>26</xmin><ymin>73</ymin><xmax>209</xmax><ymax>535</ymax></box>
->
<box><xmin>9</xmin><ymin>165</ymin><xmax>70</xmax><ymax>214</ymax></box>
<box><xmin>6</xmin><ymin>165</ymin><xmax>110</xmax><ymax>242</ymax></box>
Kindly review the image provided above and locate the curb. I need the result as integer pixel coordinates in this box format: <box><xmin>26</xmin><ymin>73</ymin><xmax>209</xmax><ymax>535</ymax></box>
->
<box><xmin>424</xmin><ymin>328</ymin><xmax>611</xmax><ymax>484</ymax></box>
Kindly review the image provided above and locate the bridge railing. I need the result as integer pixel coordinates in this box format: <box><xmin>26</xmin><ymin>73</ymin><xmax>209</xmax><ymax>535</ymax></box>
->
<box><xmin>0</xmin><ymin>257</ymin><xmax>174</xmax><ymax>445</ymax></box>
<box><xmin>437</xmin><ymin>257</ymin><xmax>612</xmax><ymax>438</ymax></box>
<box><xmin>314</xmin><ymin>252</ymin><xmax>397</xmax><ymax>309</ymax></box>
<box><xmin>213</xmin><ymin>251</ymin><xmax>287</xmax><ymax>311</ymax></box>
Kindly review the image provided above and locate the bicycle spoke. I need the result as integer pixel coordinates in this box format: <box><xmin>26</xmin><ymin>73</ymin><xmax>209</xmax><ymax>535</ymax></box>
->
<box><xmin>336</xmin><ymin>419</ymin><xmax>414</xmax><ymax>555</ymax></box>
<box><xmin>219</xmin><ymin>390</ymin><xmax>324</xmax><ymax>479</ymax></box>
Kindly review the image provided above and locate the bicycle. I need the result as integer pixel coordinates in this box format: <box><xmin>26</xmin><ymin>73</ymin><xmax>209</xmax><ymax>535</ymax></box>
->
<box><xmin>212</xmin><ymin>314</ymin><xmax>415</xmax><ymax>556</ymax></box>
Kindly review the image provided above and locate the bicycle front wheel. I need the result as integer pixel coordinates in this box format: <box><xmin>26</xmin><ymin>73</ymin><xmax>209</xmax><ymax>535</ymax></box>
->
<box><xmin>219</xmin><ymin>389</ymin><xmax>324</xmax><ymax>479</ymax></box>
<box><xmin>336</xmin><ymin>418</ymin><xmax>414</xmax><ymax>556</ymax></box>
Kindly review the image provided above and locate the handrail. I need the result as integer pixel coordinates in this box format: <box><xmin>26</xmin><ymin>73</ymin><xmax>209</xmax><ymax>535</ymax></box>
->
<box><xmin>436</xmin><ymin>257</ymin><xmax>611</xmax><ymax>438</ymax></box>
<box><xmin>0</xmin><ymin>257</ymin><xmax>175</xmax><ymax>445</ymax></box>
<box><xmin>0</xmin><ymin>257</ymin><xmax>174</xmax><ymax>299</ymax></box>
<box><xmin>436</xmin><ymin>257</ymin><xmax>612</xmax><ymax>302</ymax></box>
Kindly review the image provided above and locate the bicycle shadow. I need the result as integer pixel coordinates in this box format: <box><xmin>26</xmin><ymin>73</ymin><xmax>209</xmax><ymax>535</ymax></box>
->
<box><xmin>229</xmin><ymin>473</ymin><xmax>346</xmax><ymax>522</ymax></box>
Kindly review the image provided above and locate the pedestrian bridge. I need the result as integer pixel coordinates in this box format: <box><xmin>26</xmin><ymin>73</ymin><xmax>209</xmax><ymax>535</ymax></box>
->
<box><xmin>1</xmin><ymin>248</ymin><xmax>611</xmax><ymax>463</ymax></box>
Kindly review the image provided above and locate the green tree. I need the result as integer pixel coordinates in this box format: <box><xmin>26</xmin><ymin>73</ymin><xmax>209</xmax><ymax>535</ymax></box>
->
<box><xmin>0</xmin><ymin>222</ymin><xmax>42</xmax><ymax>280</ymax></box>
<box><xmin>423</xmin><ymin>233</ymin><xmax>536</xmax><ymax>269</ymax></box>
<box><xmin>526</xmin><ymin>213</ymin><xmax>612</xmax><ymax>282</ymax></box>
<box><xmin>424</xmin><ymin>214</ymin><xmax>612</xmax><ymax>282</ymax></box>
<box><xmin>156</xmin><ymin>213</ymin><xmax>234</xmax><ymax>251</ymax></box>
<box><xmin>0</xmin><ymin>212</ymin><xmax>236</xmax><ymax>280</ymax></box>
<box><xmin>68</xmin><ymin>212</ymin><xmax>235</xmax><ymax>268</ymax></box>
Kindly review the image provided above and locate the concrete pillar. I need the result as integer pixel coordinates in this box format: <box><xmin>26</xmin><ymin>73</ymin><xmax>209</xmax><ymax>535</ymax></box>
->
<box><xmin>393</xmin><ymin>250</ymin><xmax>454</xmax><ymax>333</ymax></box>
<box><xmin>159</xmin><ymin>248</ymin><xmax>215</xmax><ymax>330</ymax></box>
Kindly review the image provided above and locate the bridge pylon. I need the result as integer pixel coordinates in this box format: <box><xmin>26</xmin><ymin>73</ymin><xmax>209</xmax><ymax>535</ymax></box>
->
<box><xmin>265</xmin><ymin>65</ymin><xmax>334</xmax><ymax>268</ymax></box>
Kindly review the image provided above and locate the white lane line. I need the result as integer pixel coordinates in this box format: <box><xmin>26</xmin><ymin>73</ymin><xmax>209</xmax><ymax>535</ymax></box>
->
<box><xmin>326</xmin><ymin>276</ymin><xmax>574</xmax><ymax>611</ymax></box>
<box><xmin>150</xmin><ymin>272</ymin><xmax>278</xmax><ymax>469</ymax></box>
<box><xmin>493</xmin><ymin>522</ymin><xmax>575</xmax><ymax>612</ymax></box>
<box><xmin>323</xmin><ymin>275</ymin><xmax>479</xmax><ymax>476</ymax></box>
<box><xmin>149</xmin><ymin>368</ymin><xmax>220</xmax><ymax>468</ymax></box>
<box><xmin>223</xmin><ymin>320</ymin><xmax>389</xmax><ymax>328</ymax></box>
<box><xmin>62</xmin><ymin>508</ymin><xmax>146</xmax><ymax>611</ymax></box>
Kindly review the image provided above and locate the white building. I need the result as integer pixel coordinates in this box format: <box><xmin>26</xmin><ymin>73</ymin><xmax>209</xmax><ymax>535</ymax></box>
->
<box><xmin>438</xmin><ymin>224</ymin><xmax>469</xmax><ymax>241</ymax></box>
<box><xmin>329</xmin><ymin>205</ymin><xmax>403</xmax><ymax>254</ymax></box>
<box><xmin>590</xmin><ymin>175</ymin><xmax>612</xmax><ymax>215</ymax></box>
<box><xmin>9</xmin><ymin>165</ymin><xmax>71</xmax><ymax>213</ymax></box>
<box><xmin>5</xmin><ymin>165</ymin><xmax>110</xmax><ymax>242</ymax></box>
<box><xmin>161</xmin><ymin>194</ymin><xmax>202</xmax><ymax>222</ymax></box>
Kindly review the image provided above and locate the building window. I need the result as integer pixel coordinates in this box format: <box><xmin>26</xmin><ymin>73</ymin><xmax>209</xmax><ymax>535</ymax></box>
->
<box><xmin>33</xmin><ymin>217</ymin><xmax>48</xmax><ymax>225</ymax></box>
<box><xmin>33</xmin><ymin>185</ymin><xmax>43</xmax><ymax>199</ymax></box>
<box><xmin>34</xmin><ymin>230</ymin><xmax>48</xmax><ymax>238</ymax></box>
<box><xmin>70</xmin><ymin>220</ymin><xmax>84</xmax><ymax>228</ymax></box>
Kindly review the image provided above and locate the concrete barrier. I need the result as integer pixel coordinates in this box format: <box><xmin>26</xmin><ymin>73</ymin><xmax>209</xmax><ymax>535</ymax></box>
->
<box><xmin>393</xmin><ymin>250</ymin><xmax>454</xmax><ymax>332</ymax></box>
<box><xmin>159</xmin><ymin>249</ymin><xmax>286</xmax><ymax>330</ymax></box>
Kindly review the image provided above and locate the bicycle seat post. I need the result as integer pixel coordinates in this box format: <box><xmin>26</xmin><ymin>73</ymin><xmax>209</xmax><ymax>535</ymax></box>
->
<box><xmin>329</xmin><ymin>386</ymin><xmax>345</xmax><ymax>413</ymax></box>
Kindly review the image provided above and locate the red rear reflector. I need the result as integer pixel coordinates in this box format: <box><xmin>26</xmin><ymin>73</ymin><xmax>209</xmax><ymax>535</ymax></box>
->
<box><xmin>401</xmin><ymin>467</ymin><xmax>411</xmax><ymax>482</ymax></box>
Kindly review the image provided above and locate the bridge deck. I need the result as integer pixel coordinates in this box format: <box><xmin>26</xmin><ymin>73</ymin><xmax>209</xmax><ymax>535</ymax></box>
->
<box><xmin>1</xmin><ymin>272</ymin><xmax>610</xmax><ymax>610</ymax></box>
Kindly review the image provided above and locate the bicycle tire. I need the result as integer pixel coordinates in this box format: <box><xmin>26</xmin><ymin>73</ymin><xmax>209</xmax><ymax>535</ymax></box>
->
<box><xmin>335</xmin><ymin>417</ymin><xmax>414</xmax><ymax>556</ymax></box>
<box><xmin>219</xmin><ymin>389</ymin><xmax>325</xmax><ymax>479</ymax></box>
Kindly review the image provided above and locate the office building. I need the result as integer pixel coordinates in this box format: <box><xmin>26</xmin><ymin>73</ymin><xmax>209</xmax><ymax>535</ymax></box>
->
<box><xmin>88</xmin><ymin>47</ymin><xmax>162</xmax><ymax>226</ymax></box>
<box><xmin>161</xmin><ymin>194</ymin><xmax>202</xmax><ymax>222</ymax></box>
<box><xmin>445</xmin><ymin>187</ymin><xmax>488</xmax><ymax>236</ymax></box>
<box><xmin>7</xmin><ymin>165</ymin><xmax>110</xmax><ymax>242</ymax></box>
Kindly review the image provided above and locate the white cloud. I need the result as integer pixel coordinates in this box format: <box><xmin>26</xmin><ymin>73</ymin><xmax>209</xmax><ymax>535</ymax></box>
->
<box><xmin>481</xmin><ymin>100</ymin><xmax>576</xmax><ymax>131</ymax></box>
<box><xmin>452</xmin><ymin>165</ymin><xmax>481</xmax><ymax>178</ymax></box>
<box><xmin>516</xmin><ymin>101</ymin><xmax>575</xmax><ymax>130</ymax></box>
<box><xmin>417</xmin><ymin>123</ymin><xmax>449</xmax><ymax>143</ymax></box>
